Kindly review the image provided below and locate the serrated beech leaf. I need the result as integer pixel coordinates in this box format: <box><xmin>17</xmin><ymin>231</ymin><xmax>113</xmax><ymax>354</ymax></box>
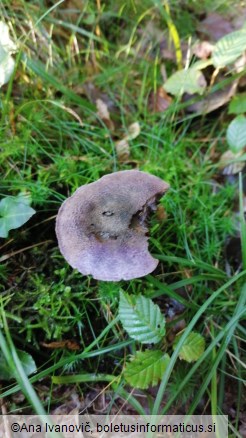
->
<box><xmin>124</xmin><ymin>350</ymin><xmax>170</xmax><ymax>389</ymax></box>
<box><xmin>173</xmin><ymin>331</ymin><xmax>205</xmax><ymax>363</ymax></box>
<box><xmin>119</xmin><ymin>291</ymin><xmax>165</xmax><ymax>344</ymax></box>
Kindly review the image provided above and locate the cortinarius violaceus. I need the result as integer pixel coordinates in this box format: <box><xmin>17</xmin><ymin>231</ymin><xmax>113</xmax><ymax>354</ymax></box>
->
<box><xmin>56</xmin><ymin>170</ymin><xmax>169</xmax><ymax>281</ymax></box>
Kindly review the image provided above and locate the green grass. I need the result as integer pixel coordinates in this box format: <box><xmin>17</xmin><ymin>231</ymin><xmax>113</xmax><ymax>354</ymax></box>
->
<box><xmin>0</xmin><ymin>0</ymin><xmax>245</xmax><ymax>433</ymax></box>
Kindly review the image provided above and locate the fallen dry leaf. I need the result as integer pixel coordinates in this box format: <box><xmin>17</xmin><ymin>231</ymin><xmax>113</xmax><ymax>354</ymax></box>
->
<box><xmin>234</xmin><ymin>52</ymin><xmax>246</xmax><ymax>73</ymax></box>
<box><xmin>96</xmin><ymin>98</ymin><xmax>115</xmax><ymax>131</ymax></box>
<box><xmin>199</xmin><ymin>13</ymin><xmax>234</xmax><ymax>41</ymax></box>
<box><xmin>115</xmin><ymin>138</ymin><xmax>130</xmax><ymax>162</ymax></box>
<box><xmin>127</xmin><ymin>121</ymin><xmax>141</xmax><ymax>140</ymax></box>
<box><xmin>185</xmin><ymin>82</ymin><xmax>238</xmax><ymax>114</ymax></box>
<box><xmin>96</xmin><ymin>98</ymin><xmax>110</xmax><ymax>119</ymax></box>
<box><xmin>115</xmin><ymin>122</ymin><xmax>141</xmax><ymax>162</ymax></box>
<box><xmin>192</xmin><ymin>41</ymin><xmax>214</xmax><ymax>59</ymax></box>
<box><xmin>41</xmin><ymin>340</ymin><xmax>80</xmax><ymax>351</ymax></box>
<box><xmin>219</xmin><ymin>150</ymin><xmax>245</xmax><ymax>175</ymax></box>
<box><xmin>234</xmin><ymin>52</ymin><xmax>246</xmax><ymax>87</ymax></box>
<box><xmin>156</xmin><ymin>205</ymin><xmax>167</xmax><ymax>221</ymax></box>
<box><xmin>148</xmin><ymin>87</ymin><xmax>172</xmax><ymax>113</ymax></box>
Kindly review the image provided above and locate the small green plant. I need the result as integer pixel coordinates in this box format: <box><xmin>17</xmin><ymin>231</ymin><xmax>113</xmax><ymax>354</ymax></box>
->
<box><xmin>0</xmin><ymin>349</ymin><xmax>36</xmax><ymax>380</ymax></box>
<box><xmin>226</xmin><ymin>115</ymin><xmax>246</xmax><ymax>153</ymax></box>
<box><xmin>228</xmin><ymin>93</ymin><xmax>246</xmax><ymax>115</ymax></box>
<box><xmin>173</xmin><ymin>331</ymin><xmax>205</xmax><ymax>363</ymax></box>
<box><xmin>227</xmin><ymin>92</ymin><xmax>246</xmax><ymax>154</ymax></box>
<box><xmin>124</xmin><ymin>350</ymin><xmax>171</xmax><ymax>389</ymax></box>
<box><xmin>212</xmin><ymin>27</ymin><xmax>246</xmax><ymax>68</ymax></box>
<box><xmin>0</xmin><ymin>21</ymin><xmax>17</xmax><ymax>87</ymax></box>
<box><xmin>118</xmin><ymin>291</ymin><xmax>205</xmax><ymax>389</ymax></box>
<box><xmin>118</xmin><ymin>291</ymin><xmax>166</xmax><ymax>344</ymax></box>
<box><xmin>0</xmin><ymin>193</ymin><xmax>36</xmax><ymax>238</ymax></box>
<box><xmin>164</xmin><ymin>62</ymin><xmax>208</xmax><ymax>96</ymax></box>
<box><xmin>163</xmin><ymin>25</ymin><xmax>246</xmax><ymax>97</ymax></box>
<box><xmin>221</xmin><ymin>91</ymin><xmax>246</xmax><ymax>171</ymax></box>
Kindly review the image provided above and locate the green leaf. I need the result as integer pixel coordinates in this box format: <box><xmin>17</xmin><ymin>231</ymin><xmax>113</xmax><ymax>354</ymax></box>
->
<box><xmin>173</xmin><ymin>331</ymin><xmax>205</xmax><ymax>363</ymax></box>
<box><xmin>0</xmin><ymin>21</ymin><xmax>17</xmax><ymax>87</ymax></box>
<box><xmin>0</xmin><ymin>53</ymin><xmax>15</xmax><ymax>87</ymax></box>
<box><xmin>0</xmin><ymin>194</ymin><xmax>36</xmax><ymax>238</ymax></box>
<box><xmin>163</xmin><ymin>67</ymin><xmax>206</xmax><ymax>96</ymax></box>
<box><xmin>0</xmin><ymin>350</ymin><xmax>36</xmax><ymax>380</ymax></box>
<box><xmin>229</xmin><ymin>93</ymin><xmax>246</xmax><ymax>115</ymax></box>
<box><xmin>212</xmin><ymin>28</ymin><xmax>246</xmax><ymax>68</ymax></box>
<box><xmin>226</xmin><ymin>115</ymin><xmax>246</xmax><ymax>153</ymax></box>
<box><xmin>191</xmin><ymin>59</ymin><xmax>213</xmax><ymax>70</ymax></box>
<box><xmin>124</xmin><ymin>350</ymin><xmax>170</xmax><ymax>389</ymax></box>
<box><xmin>119</xmin><ymin>291</ymin><xmax>165</xmax><ymax>344</ymax></box>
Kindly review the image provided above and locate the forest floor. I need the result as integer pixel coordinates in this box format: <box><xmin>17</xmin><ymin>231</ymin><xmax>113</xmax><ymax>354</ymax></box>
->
<box><xmin>0</xmin><ymin>1</ymin><xmax>245</xmax><ymax>437</ymax></box>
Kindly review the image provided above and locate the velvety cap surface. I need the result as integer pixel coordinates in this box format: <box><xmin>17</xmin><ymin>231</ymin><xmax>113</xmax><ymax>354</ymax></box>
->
<box><xmin>56</xmin><ymin>170</ymin><xmax>169</xmax><ymax>281</ymax></box>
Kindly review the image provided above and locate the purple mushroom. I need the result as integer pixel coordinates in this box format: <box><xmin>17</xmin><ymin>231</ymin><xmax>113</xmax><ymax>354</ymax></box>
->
<box><xmin>56</xmin><ymin>170</ymin><xmax>169</xmax><ymax>281</ymax></box>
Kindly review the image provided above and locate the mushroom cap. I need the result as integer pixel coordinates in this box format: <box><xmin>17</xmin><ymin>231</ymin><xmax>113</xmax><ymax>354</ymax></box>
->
<box><xmin>56</xmin><ymin>170</ymin><xmax>169</xmax><ymax>281</ymax></box>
